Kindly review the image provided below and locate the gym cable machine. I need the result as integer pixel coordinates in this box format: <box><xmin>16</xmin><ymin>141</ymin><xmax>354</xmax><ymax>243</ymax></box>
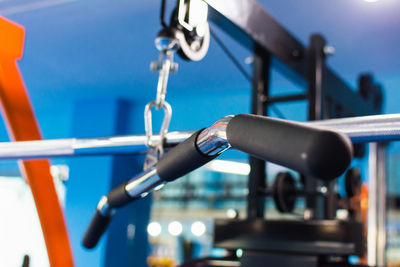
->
<box><xmin>0</xmin><ymin>1</ymin><xmax>390</xmax><ymax>266</ymax></box>
<box><xmin>77</xmin><ymin>0</ymin><xmax>384</xmax><ymax>266</ymax></box>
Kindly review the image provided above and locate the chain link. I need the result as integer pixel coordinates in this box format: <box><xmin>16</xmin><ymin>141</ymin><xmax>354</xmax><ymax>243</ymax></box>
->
<box><xmin>152</xmin><ymin>52</ymin><xmax>177</xmax><ymax>110</ymax></box>
<box><xmin>144</xmin><ymin>39</ymin><xmax>178</xmax><ymax>169</ymax></box>
<box><xmin>144</xmin><ymin>100</ymin><xmax>172</xmax><ymax>151</ymax></box>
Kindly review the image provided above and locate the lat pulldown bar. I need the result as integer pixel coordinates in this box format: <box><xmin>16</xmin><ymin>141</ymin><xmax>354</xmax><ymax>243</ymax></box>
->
<box><xmin>82</xmin><ymin>114</ymin><xmax>353</xmax><ymax>248</ymax></box>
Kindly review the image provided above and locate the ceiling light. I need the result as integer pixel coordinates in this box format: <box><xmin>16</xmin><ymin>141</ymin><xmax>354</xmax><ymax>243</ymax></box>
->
<box><xmin>236</xmin><ymin>248</ymin><xmax>243</xmax><ymax>258</ymax></box>
<box><xmin>147</xmin><ymin>222</ymin><xmax>162</xmax><ymax>237</ymax></box>
<box><xmin>227</xmin><ymin>209</ymin><xmax>238</xmax><ymax>219</ymax></box>
<box><xmin>191</xmin><ymin>221</ymin><xmax>206</xmax><ymax>237</ymax></box>
<box><xmin>206</xmin><ymin>160</ymin><xmax>250</xmax><ymax>175</ymax></box>
<box><xmin>168</xmin><ymin>221</ymin><xmax>183</xmax><ymax>236</ymax></box>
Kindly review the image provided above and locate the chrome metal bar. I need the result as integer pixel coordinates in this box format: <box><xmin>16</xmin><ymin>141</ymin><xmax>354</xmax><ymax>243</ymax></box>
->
<box><xmin>309</xmin><ymin>113</ymin><xmax>400</xmax><ymax>143</ymax></box>
<box><xmin>124</xmin><ymin>167</ymin><xmax>164</xmax><ymax>199</ymax></box>
<box><xmin>95</xmin><ymin>167</ymin><xmax>163</xmax><ymax>219</ymax></box>
<box><xmin>367</xmin><ymin>143</ymin><xmax>387</xmax><ymax>267</ymax></box>
<box><xmin>197</xmin><ymin>116</ymin><xmax>233</xmax><ymax>156</ymax></box>
<box><xmin>96</xmin><ymin>196</ymin><xmax>113</xmax><ymax>216</ymax></box>
<box><xmin>0</xmin><ymin>131</ymin><xmax>193</xmax><ymax>160</ymax></box>
<box><xmin>376</xmin><ymin>143</ymin><xmax>387</xmax><ymax>267</ymax></box>
<box><xmin>367</xmin><ymin>143</ymin><xmax>378</xmax><ymax>266</ymax></box>
<box><xmin>0</xmin><ymin>114</ymin><xmax>400</xmax><ymax>160</ymax></box>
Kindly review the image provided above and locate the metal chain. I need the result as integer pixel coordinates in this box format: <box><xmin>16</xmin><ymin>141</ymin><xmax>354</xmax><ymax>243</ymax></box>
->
<box><xmin>152</xmin><ymin>52</ymin><xmax>177</xmax><ymax>109</ymax></box>
<box><xmin>144</xmin><ymin>40</ymin><xmax>178</xmax><ymax>169</ymax></box>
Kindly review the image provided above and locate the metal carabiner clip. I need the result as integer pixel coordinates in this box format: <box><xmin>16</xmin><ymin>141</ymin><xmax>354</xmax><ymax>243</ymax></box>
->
<box><xmin>144</xmin><ymin>100</ymin><xmax>172</xmax><ymax>150</ymax></box>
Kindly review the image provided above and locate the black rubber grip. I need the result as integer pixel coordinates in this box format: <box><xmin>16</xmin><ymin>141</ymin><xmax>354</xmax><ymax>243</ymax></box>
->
<box><xmin>82</xmin><ymin>210</ymin><xmax>112</xmax><ymax>249</ymax></box>
<box><xmin>226</xmin><ymin>114</ymin><xmax>353</xmax><ymax>181</ymax></box>
<box><xmin>107</xmin><ymin>183</ymin><xmax>132</xmax><ymax>208</ymax></box>
<box><xmin>156</xmin><ymin>130</ymin><xmax>216</xmax><ymax>182</ymax></box>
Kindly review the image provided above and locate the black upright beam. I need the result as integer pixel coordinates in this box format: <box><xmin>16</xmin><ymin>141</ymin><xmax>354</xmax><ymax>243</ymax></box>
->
<box><xmin>305</xmin><ymin>34</ymin><xmax>326</xmax><ymax>218</ymax></box>
<box><xmin>307</xmin><ymin>35</ymin><xmax>326</xmax><ymax>121</ymax></box>
<box><xmin>247</xmin><ymin>44</ymin><xmax>271</xmax><ymax>219</ymax></box>
<box><xmin>307</xmin><ymin>34</ymin><xmax>338</xmax><ymax>220</ymax></box>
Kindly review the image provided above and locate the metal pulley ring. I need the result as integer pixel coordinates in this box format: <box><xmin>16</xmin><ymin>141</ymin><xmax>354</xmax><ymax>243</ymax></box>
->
<box><xmin>175</xmin><ymin>22</ymin><xmax>210</xmax><ymax>61</ymax></box>
<box><xmin>169</xmin><ymin>0</ymin><xmax>210</xmax><ymax>62</ymax></box>
<box><xmin>144</xmin><ymin>100</ymin><xmax>172</xmax><ymax>150</ymax></box>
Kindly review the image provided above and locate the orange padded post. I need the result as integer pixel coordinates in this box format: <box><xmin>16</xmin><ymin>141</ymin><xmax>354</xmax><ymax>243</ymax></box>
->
<box><xmin>0</xmin><ymin>17</ymin><xmax>74</xmax><ymax>266</ymax></box>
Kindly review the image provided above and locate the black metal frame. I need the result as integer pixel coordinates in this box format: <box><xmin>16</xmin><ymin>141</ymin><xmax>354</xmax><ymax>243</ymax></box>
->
<box><xmin>188</xmin><ymin>1</ymin><xmax>384</xmax><ymax>266</ymax></box>
<box><xmin>213</xmin><ymin>219</ymin><xmax>364</xmax><ymax>256</ymax></box>
<box><xmin>204</xmin><ymin>0</ymin><xmax>382</xmax><ymax>220</ymax></box>
<box><xmin>247</xmin><ymin>44</ymin><xmax>270</xmax><ymax>219</ymax></box>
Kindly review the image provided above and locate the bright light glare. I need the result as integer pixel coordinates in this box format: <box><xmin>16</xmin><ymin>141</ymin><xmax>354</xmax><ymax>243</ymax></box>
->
<box><xmin>168</xmin><ymin>221</ymin><xmax>183</xmax><ymax>236</ymax></box>
<box><xmin>236</xmin><ymin>248</ymin><xmax>244</xmax><ymax>258</ymax></box>
<box><xmin>188</xmin><ymin>0</ymin><xmax>208</xmax><ymax>27</ymax></box>
<box><xmin>154</xmin><ymin>184</ymin><xmax>165</xmax><ymax>191</ymax></box>
<box><xmin>147</xmin><ymin>222</ymin><xmax>162</xmax><ymax>237</ymax></box>
<box><xmin>191</xmin><ymin>221</ymin><xmax>206</xmax><ymax>237</ymax></box>
<box><xmin>0</xmin><ymin>177</ymin><xmax>49</xmax><ymax>266</ymax></box>
<box><xmin>364</xmin><ymin>0</ymin><xmax>379</xmax><ymax>2</ymax></box>
<box><xmin>206</xmin><ymin>160</ymin><xmax>250</xmax><ymax>175</ymax></box>
<box><xmin>227</xmin><ymin>209</ymin><xmax>238</xmax><ymax>219</ymax></box>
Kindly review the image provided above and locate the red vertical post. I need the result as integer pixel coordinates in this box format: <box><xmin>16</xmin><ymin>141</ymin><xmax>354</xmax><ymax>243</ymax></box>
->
<box><xmin>0</xmin><ymin>17</ymin><xmax>74</xmax><ymax>266</ymax></box>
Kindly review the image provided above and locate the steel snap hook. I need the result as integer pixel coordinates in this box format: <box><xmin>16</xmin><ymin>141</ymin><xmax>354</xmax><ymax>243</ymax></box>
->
<box><xmin>144</xmin><ymin>100</ymin><xmax>172</xmax><ymax>150</ymax></box>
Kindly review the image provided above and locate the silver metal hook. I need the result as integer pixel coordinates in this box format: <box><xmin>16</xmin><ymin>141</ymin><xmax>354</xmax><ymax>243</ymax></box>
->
<box><xmin>151</xmin><ymin>52</ymin><xmax>178</xmax><ymax>110</ymax></box>
<box><xmin>144</xmin><ymin>100</ymin><xmax>172</xmax><ymax>149</ymax></box>
<box><xmin>155</xmin><ymin>59</ymin><xmax>171</xmax><ymax>109</ymax></box>
<box><xmin>144</xmin><ymin>33</ymin><xmax>178</xmax><ymax>169</ymax></box>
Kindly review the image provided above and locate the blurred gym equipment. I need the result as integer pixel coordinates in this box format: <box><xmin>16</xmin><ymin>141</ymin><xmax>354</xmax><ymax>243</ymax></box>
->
<box><xmin>0</xmin><ymin>1</ymin><xmax>392</xmax><ymax>266</ymax></box>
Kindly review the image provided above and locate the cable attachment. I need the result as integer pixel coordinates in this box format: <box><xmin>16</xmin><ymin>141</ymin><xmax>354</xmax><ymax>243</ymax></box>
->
<box><xmin>150</xmin><ymin>28</ymin><xmax>179</xmax><ymax>109</ymax></box>
<box><xmin>144</xmin><ymin>28</ymin><xmax>178</xmax><ymax>169</ymax></box>
<box><xmin>144</xmin><ymin>100</ymin><xmax>172</xmax><ymax>169</ymax></box>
